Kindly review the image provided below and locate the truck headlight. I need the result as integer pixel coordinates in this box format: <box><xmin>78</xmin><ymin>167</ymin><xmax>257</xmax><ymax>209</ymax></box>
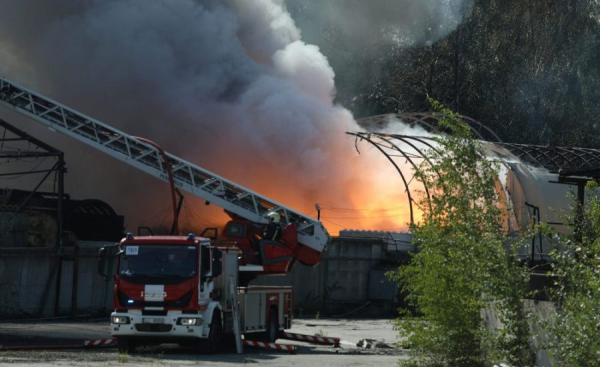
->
<box><xmin>177</xmin><ymin>317</ymin><xmax>202</xmax><ymax>326</ymax></box>
<box><xmin>112</xmin><ymin>316</ymin><xmax>130</xmax><ymax>324</ymax></box>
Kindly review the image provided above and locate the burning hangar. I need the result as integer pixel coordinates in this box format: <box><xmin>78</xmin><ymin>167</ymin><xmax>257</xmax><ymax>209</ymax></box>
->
<box><xmin>253</xmin><ymin>112</ymin><xmax>600</xmax><ymax>316</ymax></box>
<box><xmin>1</xmin><ymin>111</ymin><xmax>599</xmax><ymax>318</ymax></box>
<box><xmin>351</xmin><ymin>112</ymin><xmax>600</xmax><ymax>260</ymax></box>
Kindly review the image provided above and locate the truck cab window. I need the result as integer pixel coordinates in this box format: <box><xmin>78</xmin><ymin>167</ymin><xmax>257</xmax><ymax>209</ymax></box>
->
<box><xmin>119</xmin><ymin>244</ymin><xmax>197</xmax><ymax>284</ymax></box>
<box><xmin>201</xmin><ymin>244</ymin><xmax>211</xmax><ymax>278</ymax></box>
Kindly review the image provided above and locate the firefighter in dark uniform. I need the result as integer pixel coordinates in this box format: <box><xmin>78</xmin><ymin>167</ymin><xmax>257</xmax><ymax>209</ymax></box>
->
<box><xmin>263</xmin><ymin>211</ymin><xmax>282</xmax><ymax>241</ymax></box>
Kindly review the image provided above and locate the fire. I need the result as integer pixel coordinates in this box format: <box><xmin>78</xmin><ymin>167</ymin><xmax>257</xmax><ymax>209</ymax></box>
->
<box><xmin>179</xmin><ymin>132</ymin><xmax>425</xmax><ymax>236</ymax></box>
<box><xmin>314</xmin><ymin>147</ymin><xmax>425</xmax><ymax>234</ymax></box>
<box><xmin>0</xmin><ymin>1</ymin><xmax>430</xmax><ymax>236</ymax></box>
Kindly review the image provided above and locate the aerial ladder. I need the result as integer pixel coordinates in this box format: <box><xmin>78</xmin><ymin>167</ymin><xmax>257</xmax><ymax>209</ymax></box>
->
<box><xmin>0</xmin><ymin>76</ymin><xmax>330</xmax><ymax>274</ymax></box>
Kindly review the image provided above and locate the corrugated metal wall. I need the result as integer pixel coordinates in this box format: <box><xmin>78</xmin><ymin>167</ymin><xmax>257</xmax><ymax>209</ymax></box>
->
<box><xmin>254</xmin><ymin>233</ymin><xmax>413</xmax><ymax>317</ymax></box>
<box><xmin>0</xmin><ymin>241</ymin><xmax>114</xmax><ymax>318</ymax></box>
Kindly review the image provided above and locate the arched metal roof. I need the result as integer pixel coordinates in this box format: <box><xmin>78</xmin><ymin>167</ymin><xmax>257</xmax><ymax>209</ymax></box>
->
<box><xmin>493</xmin><ymin>143</ymin><xmax>600</xmax><ymax>179</ymax></box>
<box><xmin>350</xmin><ymin>112</ymin><xmax>600</xmax><ymax>226</ymax></box>
<box><xmin>357</xmin><ymin>112</ymin><xmax>503</xmax><ymax>143</ymax></box>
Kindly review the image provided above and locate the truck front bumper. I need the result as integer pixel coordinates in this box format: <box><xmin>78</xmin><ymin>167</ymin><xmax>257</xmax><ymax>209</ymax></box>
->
<box><xmin>110</xmin><ymin>311</ymin><xmax>207</xmax><ymax>339</ymax></box>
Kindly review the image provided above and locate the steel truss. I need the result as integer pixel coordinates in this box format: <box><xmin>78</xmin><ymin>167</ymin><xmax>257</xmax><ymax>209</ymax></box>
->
<box><xmin>0</xmin><ymin>118</ymin><xmax>65</xmax><ymax>248</ymax></box>
<box><xmin>493</xmin><ymin>142</ymin><xmax>600</xmax><ymax>180</ymax></box>
<box><xmin>0</xmin><ymin>76</ymin><xmax>328</xmax><ymax>252</ymax></box>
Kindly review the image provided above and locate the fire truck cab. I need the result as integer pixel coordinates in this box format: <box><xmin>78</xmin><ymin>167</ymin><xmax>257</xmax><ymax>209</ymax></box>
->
<box><xmin>98</xmin><ymin>233</ymin><xmax>293</xmax><ymax>353</ymax></box>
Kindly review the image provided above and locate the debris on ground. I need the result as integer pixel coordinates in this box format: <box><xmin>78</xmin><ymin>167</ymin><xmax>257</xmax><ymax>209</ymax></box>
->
<box><xmin>356</xmin><ymin>338</ymin><xmax>393</xmax><ymax>349</ymax></box>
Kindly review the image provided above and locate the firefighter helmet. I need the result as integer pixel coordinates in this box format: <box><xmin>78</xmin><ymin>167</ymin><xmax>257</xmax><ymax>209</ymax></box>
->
<box><xmin>267</xmin><ymin>211</ymin><xmax>281</xmax><ymax>223</ymax></box>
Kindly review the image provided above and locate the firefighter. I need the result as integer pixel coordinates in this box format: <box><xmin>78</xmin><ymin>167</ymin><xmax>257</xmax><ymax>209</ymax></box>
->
<box><xmin>263</xmin><ymin>211</ymin><xmax>282</xmax><ymax>241</ymax></box>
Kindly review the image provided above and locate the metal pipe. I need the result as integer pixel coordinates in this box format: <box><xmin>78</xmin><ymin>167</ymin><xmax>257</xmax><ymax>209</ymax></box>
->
<box><xmin>71</xmin><ymin>243</ymin><xmax>79</xmax><ymax>316</ymax></box>
<box><xmin>57</xmin><ymin>155</ymin><xmax>64</xmax><ymax>249</ymax></box>
<box><xmin>170</xmin><ymin>189</ymin><xmax>185</xmax><ymax>235</ymax></box>
<box><xmin>54</xmin><ymin>257</ymin><xmax>63</xmax><ymax>316</ymax></box>
<box><xmin>134</xmin><ymin>137</ymin><xmax>179</xmax><ymax>234</ymax></box>
<box><xmin>574</xmin><ymin>182</ymin><xmax>586</xmax><ymax>247</ymax></box>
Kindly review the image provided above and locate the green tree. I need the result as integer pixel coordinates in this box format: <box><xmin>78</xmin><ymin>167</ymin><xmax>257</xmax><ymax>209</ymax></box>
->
<box><xmin>391</xmin><ymin>101</ymin><xmax>534</xmax><ymax>366</ymax></box>
<box><xmin>547</xmin><ymin>181</ymin><xmax>600</xmax><ymax>366</ymax></box>
<box><xmin>290</xmin><ymin>0</ymin><xmax>600</xmax><ymax>147</ymax></box>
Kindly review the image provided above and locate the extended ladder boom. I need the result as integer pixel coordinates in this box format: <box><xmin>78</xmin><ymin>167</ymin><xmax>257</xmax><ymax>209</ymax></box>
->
<box><xmin>0</xmin><ymin>77</ymin><xmax>329</xmax><ymax>254</ymax></box>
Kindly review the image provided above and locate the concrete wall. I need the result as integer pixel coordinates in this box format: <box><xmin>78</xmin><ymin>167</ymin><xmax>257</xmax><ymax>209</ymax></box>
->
<box><xmin>254</xmin><ymin>235</ymin><xmax>404</xmax><ymax>317</ymax></box>
<box><xmin>0</xmin><ymin>249</ymin><xmax>55</xmax><ymax>317</ymax></box>
<box><xmin>482</xmin><ymin>300</ymin><xmax>555</xmax><ymax>366</ymax></box>
<box><xmin>56</xmin><ymin>241</ymin><xmax>115</xmax><ymax>316</ymax></box>
<box><xmin>1</xmin><ymin>234</ymin><xmax>409</xmax><ymax>319</ymax></box>
<box><xmin>0</xmin><ymin>241</ymin><xmax>114</xmax><ymax>319</ymax></box>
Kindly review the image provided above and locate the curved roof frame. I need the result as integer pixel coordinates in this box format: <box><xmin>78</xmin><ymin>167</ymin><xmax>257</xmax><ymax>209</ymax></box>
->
<box><xmin>347</xmin><ymin>132</ymin><xmax>450</xmax><ymax>225</ymax></box>
<box><xmin>356</xmin><ymin>112</ymin><xmax>503</xmax><ymax>142</ymax></box>
<box><xmin>348</xmin><ymin>132</ymin><xmax>416</xmax><ymax>224</ymax></box>
<box><xmin>494</xmin><ymin>142</ymin><xmax>600</xmax><ymax>174</ymax></box>
<box><xmin>350</xmin><ymin>112</ymin><xmax>600</xmax><ymax>227</ymax></box>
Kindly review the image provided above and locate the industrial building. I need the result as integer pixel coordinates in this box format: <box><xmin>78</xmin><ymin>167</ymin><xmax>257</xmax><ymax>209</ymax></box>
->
<box><xmin>0</xmin><ymin>120</ymin><xmax>123</xmax><ymax>318</ymax></box>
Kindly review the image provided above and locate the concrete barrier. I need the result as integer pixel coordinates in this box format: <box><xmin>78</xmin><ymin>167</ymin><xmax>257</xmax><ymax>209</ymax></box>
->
<box><xmin>0</xmin><ymin>241</ymin><xmax>114</xmax><ymax>318</ymax></box>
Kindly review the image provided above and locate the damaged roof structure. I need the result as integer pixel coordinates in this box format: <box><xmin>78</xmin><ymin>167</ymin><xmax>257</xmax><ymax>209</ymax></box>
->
<box><xmin>349</xmin><ymin>112</ymin><xmax>600</xmax><ymax>261</ymax></box>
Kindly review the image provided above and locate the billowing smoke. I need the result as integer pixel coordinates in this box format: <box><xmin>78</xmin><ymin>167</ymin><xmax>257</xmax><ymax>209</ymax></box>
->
<box><xmin>0</xmin><ymin>0</ymin><xmax>464</xmax><ymax>233</ymax></box>
<box><xmin>289</xmin><ymin>0</ymin><xmax>473</xmax><ymax>48</ymax></box>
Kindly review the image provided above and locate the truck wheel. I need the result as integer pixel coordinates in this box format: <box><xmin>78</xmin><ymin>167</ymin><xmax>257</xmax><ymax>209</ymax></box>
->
<box><xmin>265</xmin><ymin>310</ymin><xmax>279</xmax><ymax>343</ymax></box>
<box><xmin>200</xmin><ymin>311</ymin><xmax>222</xmax><ymax>354</ymax></box>
<box><xmin>220</xmin><ymin>333</ymin><xmax>238</xmax><ymax>351</ymax></box>
<box><xmin>117</xmin><ymin>336</ymin><xmax>136</xmax><ymax>354</ymax></box>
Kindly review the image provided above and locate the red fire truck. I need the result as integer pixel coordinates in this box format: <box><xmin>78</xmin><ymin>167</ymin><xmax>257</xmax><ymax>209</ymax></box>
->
<box><xmin>0</xmin><ymin>76</ymin><xmax>330</xmax><ymax>353</ymax></box>
<box><xmin>99</xmin><ymin>233</ymin><xmax>294</xmax><ymax>353</ymax></box>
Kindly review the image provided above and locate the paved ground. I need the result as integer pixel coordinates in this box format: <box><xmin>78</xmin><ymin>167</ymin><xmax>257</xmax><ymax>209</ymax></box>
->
<box><xmin>0</xmin><ymin>318</ymin><xmax>409</xmax><ymax>366</ymax></box>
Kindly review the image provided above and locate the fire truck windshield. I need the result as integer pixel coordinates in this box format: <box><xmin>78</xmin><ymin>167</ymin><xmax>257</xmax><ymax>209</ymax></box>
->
<box><xmin>119</xmin><ymin>244</ymin><xmax>197</xmax><ymax>280</ymax></box>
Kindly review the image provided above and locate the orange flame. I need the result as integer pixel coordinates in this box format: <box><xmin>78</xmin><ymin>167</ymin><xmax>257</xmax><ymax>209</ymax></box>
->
<box><xmin>181</xmin><ymin>135</ymin><xmax>425</xmax><ymax>236</ymax></box>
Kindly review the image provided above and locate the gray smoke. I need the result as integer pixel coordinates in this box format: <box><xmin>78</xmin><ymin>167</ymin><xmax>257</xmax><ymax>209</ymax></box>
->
<box><xmin>289</xmin><ymin>0</ymin><xmax>473</xmax><ymax>48</ymax></box>
<box><xmin>0</xmin><ymin>0</ymin><xmax>358</xmax><ymax>230</ymax></box>
<box><xmin>0</xmin><ymin>0</ymin><xmax>470</xmax><ymax>232</ymax></box>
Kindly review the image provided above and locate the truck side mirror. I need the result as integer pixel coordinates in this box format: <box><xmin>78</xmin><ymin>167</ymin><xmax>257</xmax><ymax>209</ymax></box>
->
<box><xmin>212</xmin><ymin>248</ymin><xmax>223</xmax><ymax>277</ymax></box>
<box><xmin>201</xmin><ymin>227</ymin><xmax>218</xmax><ymax>240</ymax></box>
<box><xmin>98</xmin><ymin>244</ymin><xmax>120</xmax><ymax>278</ymax></box>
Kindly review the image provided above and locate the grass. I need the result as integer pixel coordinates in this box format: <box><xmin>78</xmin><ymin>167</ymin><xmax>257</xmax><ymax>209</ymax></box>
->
<box><xmin>117</xmin><ymin>352</ymin><xmax>129</xmax><ymax>363</ymax></box>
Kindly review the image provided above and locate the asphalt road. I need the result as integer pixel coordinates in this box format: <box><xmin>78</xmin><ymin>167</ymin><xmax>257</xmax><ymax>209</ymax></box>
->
<box><xmin>0</xmin><ymin>318</ymin><xmax>409</xmax><ymax>366</ymax></box>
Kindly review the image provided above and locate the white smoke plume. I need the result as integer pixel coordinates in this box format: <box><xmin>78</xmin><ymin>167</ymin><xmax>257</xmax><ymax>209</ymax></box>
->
<box><xmin>0</xmin><ymin>0</ymin><xmax>464</xmax><ymax>233</ymax></box>
<box><xmin>289</xmin><ymin>0</ymin><xmax>473</xmax><ymax>48</ymax></box>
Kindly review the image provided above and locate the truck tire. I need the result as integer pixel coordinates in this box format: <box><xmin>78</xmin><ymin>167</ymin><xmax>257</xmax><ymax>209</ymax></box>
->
<box><xmin>116</xmin><ymin>336</ymin><xmax>136</xmax><ymax>354</ymax></box>
<box><xmin>200</xmin><ymin>311</ymin><xmax>222</xmax><ymax>354</ymax></box>
<box><xmin>264</xmin><ymin>310</ymin><xmax>279</xmax><ymax>343</ymax></box>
